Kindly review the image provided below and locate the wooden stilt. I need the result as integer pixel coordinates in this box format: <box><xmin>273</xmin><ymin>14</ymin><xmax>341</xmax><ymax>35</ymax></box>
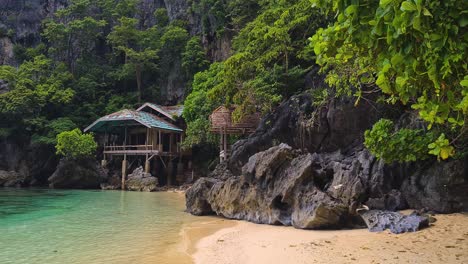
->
<box><xmin>223</xmin><ymin>127</ymin><xmax>228</xmax><ymax>160</ymax></box>
<box><xmin>145</xmin><ymin>157</ymin><xmax>150</xmax><ymax>173</ymax></box>
<box><xmin>219</xmin><ymin>127</ymin><xmax>223</xmax><ymax>162</ymax></box>
<box><xmin>158</xmin><ymin>130</ymin><xmax>162</xmax><ymax>152</ymax></box>
<box><xmin>121</xmin><ymin>154</ymin><xmax>127</xmax><ymax>190</ymax></box>
<box><xmin>167</xmin><ymin>159</ymin><xmax>174</xmax><ymax>186</ymax></box>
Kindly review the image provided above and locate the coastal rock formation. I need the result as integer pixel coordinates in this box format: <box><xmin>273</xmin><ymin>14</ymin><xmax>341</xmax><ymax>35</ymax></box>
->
<box><xmin>357</xmin><ymin>207</ymin><xmax>430</xmax><ymax>234</ymax></box>
<box><xmin>0</xmin><ymin>140</ymin><xmax>58</xmax><ymax>186</ymax></box>
<box><xmin>0</xmin><ymin>170</ymin><xmax>25</xmax><ymax>187</ymax></box>
<box><xmin>186</xmin><ymin>92</ymin><xmax>468</xmax><ymax>230</ymax></box>
<box><xmin>48</xmin><ymin>158</ymin><xmax>107</xmax><ymax>189</ymax></box>
<box><xmin>125</xmin><ymin>166</ymin><xmax>158</xmax><ymax>192</ymax></box>
<box><xmin>186</xmin><ymin>177</ymin><xmax>219</xmax><ymax>215</ymax></box>
<box><xmin>401</xmin><ymin>159</ymin><xmax>468</xmax><ymax>213</ymax></box>
<box><xmin>228</xmin><ymin>93</ymin><xmax>380</xmax><ymax>173</ymax></box>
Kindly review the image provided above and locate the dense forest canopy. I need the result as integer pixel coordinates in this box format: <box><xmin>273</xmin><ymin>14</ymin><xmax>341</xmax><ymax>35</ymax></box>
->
<box><xmin>0</xmin><ymin>0</ymin><xmax>466</xmax><ymax>163</ymax></box>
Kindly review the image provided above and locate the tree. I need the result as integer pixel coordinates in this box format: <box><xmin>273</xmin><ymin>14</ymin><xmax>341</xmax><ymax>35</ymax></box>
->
<box><xmin>182</xmin><ymin>36</ymin><xmax>210</xmax><ymax>83</ymax></box>
<box><xmin>182</xmin><ymin>62</ymin><xmax>225</xmax><ymax>147</ymax></box>
<box><xmin>0</xmin><ymin>55</ymin><xmax>74</xmax><ymax>138</ymax></box>
<box><xmin>32</xmin><ymin>117</ymin><xmax>77</xmax><ymax>145</ymax></box>
<box><xmin>42</xmin><ymin>0</ymin><xmax>107</xmax><ymax>74</ymax></box>
<box><xmin>107</xmin><ymin>17</ymin><xmax>159</xmax><ymax>103</ymax></box>
<box><xmin>55</xmin><ymin>129</ymin><xmax>97</xmax><ymax>159</ymax></box>
<box><xmin>310</xmin><ymin>0</ymin><xmax>467</xmax><ymax>160</ymax></box>
<box><xmin>206</xmin><ymin>0</ymin><xmax>327</xmax><ymax>120</ymax></box>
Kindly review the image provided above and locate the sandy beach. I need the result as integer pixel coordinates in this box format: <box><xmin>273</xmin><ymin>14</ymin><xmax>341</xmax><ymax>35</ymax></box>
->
<box><xmin>186</xmin><ymin>213</ymin><xmax>468</xmax><ymax>264</ymax></box>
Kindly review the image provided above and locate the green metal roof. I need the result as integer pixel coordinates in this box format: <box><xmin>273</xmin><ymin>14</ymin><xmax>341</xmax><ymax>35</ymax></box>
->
<box><xmin>136</xmin><ymin>103</ymin><xmax>184</xmax><ymax>121</ymax></box>
<box><xmin>84</xmin><ymin>109</ymin><xmax>183</xmax><ymax>133</ymax></box>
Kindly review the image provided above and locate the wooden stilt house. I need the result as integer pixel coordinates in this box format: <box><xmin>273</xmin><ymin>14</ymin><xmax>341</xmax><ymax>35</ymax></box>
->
<box><xmin>85</xmin><ymin>103</ymin><xmax>189</xmax><ymax>189</ymax></box>
<box><xmin>209</xmin><ymin>106</ymin><xmax>260</xmax><ymax>162</ymax></box>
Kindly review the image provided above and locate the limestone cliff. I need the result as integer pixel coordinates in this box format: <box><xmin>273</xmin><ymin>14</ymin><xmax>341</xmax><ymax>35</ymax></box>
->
<box><xmin>186</xmin><ymin>92</ymin><xmax>468</xmax><ymax>229</ymax></box>
<box><xmin>0</xmin><ymin>0</ymin><xmax>231</xmax><ymax>186</ymax></box>
<box><xmin>0</xmin><ymin>0</ymin><xmax>231</xmax><ymax>100</ymax></box>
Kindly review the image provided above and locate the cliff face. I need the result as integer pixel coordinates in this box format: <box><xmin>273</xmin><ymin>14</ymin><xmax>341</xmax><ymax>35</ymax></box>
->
<box><xmin>0</xmin><ymin>0</ymin><xmax>67</xmax><ymax>44</ymax></box>
<box><xmin>0</xmin><ymin>0</ymin><xmax>67</xmax><ymax>66</ymax></box>
<box><xmin>186</xmin><ymin>92</ymin><xmax>468</xmax><ymax>229</ymax></box>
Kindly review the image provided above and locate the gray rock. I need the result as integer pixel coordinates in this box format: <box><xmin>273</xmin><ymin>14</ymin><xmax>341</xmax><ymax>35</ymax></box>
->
<box><xmin>0</xmin><ymin>0</ymin><xmax>67</xmax><ymax>47</ymax></box>
<box><xmin>48</xmin><ymin>158</ymin><xmax>107</xmax><ymax>189</ymax></box>
<box><xmin>185</xmin><ymin>177</ymin><xmax>219</xmax><ymax>215</ymax></box>
<box><xmin>401</xmin><ymin>158</ymin><xmax>468</xmax><ymax>213</ymax></box>
<box><xmin>186</xmin><ymin>91</ymin><xmax>467</xmax><ymax>230</ymax></box>
<box><xmin>0</xmin><ymin>37</ymin><xmax>14</xmax><ymax>66</ymax></box>
<box><xmin>357</xmin><ymin>207</ymin><xmax>429</xmax><ymax>234</ymax></box>
<box><xmin>0</xmin><ymin>170</ymin><xmax>25</xmax><ymax>187</ymax></box>
<box><xmin>0</xmin><ymin>139</ymin><xmax>59</xmax><ymax>186</ymax></box>
<box><xmin>125</xmin><ymin>166</ymin><xmax>158</xmax><ymax>192</ymax></box>
<box><xmin>187</xmin><ymin>145</ymin><xmax>355</xmax><ymax>229</ymax></box>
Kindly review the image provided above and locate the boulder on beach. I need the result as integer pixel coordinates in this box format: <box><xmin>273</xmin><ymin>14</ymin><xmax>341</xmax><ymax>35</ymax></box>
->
<box><xmin>48</xmin><ymin>158</ymin><xmax>108</xmax><ymax>189</ymax></box>
<box><xmin>357</xmin><ymin>206</ymin><xmax>430</xmax><ymax>234</ymax></box>
<box><xmin>125</xmin><ymin>166</ymin><xmax>158</xmax><ymax>192</ymax></box>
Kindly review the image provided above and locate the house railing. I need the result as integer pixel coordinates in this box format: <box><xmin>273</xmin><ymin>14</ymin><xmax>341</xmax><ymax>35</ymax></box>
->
<box><xmin>104</xmin><ymin>145</ymin><xmax>154</xmax><ymax>152</ymax></box>
<box><xmin>103</xmin><ymin>144</ymin><xmax>182</xmax><ymax>155</ymax></box>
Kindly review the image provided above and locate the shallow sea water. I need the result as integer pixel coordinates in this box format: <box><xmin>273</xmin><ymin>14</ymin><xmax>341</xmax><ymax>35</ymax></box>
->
<box><xmin>0</xmin><ymin>188</ymin><xmax>199</xmax><ymax>264</ymax></box>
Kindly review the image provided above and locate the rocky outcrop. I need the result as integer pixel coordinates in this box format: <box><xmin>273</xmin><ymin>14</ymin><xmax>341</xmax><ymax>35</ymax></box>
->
<box><xmin>125</xmin><ymin>166</ymin><xmax>158</xmax><ymax>192</ymax></box>
<box><xmin>228</xmin><ymin>93</ymin><xmax>380</xmax><ymax>173</ymax></box>
<box><xmin>0</xmin><ymin>0</ymin><xmax>68</xmax><ymax>47</ymax></box>
<box><xmin>48</xmin><ymin>158</ymin><xmax>107</xmax><ymax>189</ymax></box>
<box><xmin>401</xmin><ymin>159</ymin><xmax>468</xmax><ymax>213</ymax></box>
<box><xmin>0</xmin><ymin>170</ymin><xmax>25</xmax><ymax>187</ymax></box>
<box><xmin>186</xmin><ymin>92</ymin><xmax>468</xmax><ymax>230</ymax></box>
<box><xmin>186</xmin><ymin>177</ymin><xmax>218</xmax><ymax>215</ymax></box>
<box><xmin>0</xmin><ymin>37</ymin><xmax>14</xmax><ymax>65</ymax></box>
<box><xmin>357</xmin><ymin>207</ymin><xmax>430</xmax><ymax>234</ymax></box>
<box><xmin>0</xmin><ymin>140</ymin><xmax>58</xmax><ymax>186</ymax></box>
<box><xmin>188</xmin><ymin>144</ymin><xmax>356</xmax><ymax>229</ymax></box>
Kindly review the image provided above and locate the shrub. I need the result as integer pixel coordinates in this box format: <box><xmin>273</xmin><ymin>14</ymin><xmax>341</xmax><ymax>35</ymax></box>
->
<box><xmin>364</xmin><ymin>119</ymin><xmax>436</xmax><ymax>163</ymax></box>
<box><xmin>55</xmin><ymin>129</ymin><xmax>97</xmax><ymax>159</ymax></box>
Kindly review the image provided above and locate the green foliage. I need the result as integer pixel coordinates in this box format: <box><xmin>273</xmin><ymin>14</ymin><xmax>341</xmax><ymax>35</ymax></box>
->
<box><xmin>182</xmin><ymin>37</ymin><xmax>209</xmax><ymax>82</ymax></box>
<box><xmin>222</xmin><ymin>0</ymin><xmax>327</xmax><ymax>119</ymax></box>
<box><xmin>32</xmin><ymin>117</ymin><xmax>77</xmax><ymax>145</ymax></box>
<box><xmin>107</xmin><ymin>17</ymin><xmax>160</xmax><ymax>103</ymax></box>
<box><xmin>1</xmin><ymin>0</ymin><xmax>213</xmax><ymax>157</ymax></box>
<box><xmin>364</xmin><ymin>119</ymin><xmax>436</xmax><ymax>163</ymax></box>
<box><xmin>159</xmin><ymin>25</ymin><xmax>190</xmax><ymax>72</ymax></box>
<box><xmin>180</xmin><ymin>0</ymin><xmax>328</xmax><ymax>148</ymax></box>
<box><xmin>104</xmin><ymin>94</ymin><xmax>136</xmax><ymax>114</ymax></box>
<box><xmin>55</xmin><ymin>129</ymin><xmax>97</xmax><ymax>158</ymax></box>
<box><xmin>182</xmin><ymin>62</ymin><xmax>225</xmax><ymax>146</ymax></box>
<box><xmin>428</xmin><ymin>134</ymin><xmax>455</xmax><ymax>161</ymax></box>
<box><xmin>42</xmin><ymin>1</ymin><xmax>107</xmax><ymax>72</ymax></box>
<box><xmin>0</xmin><ymin>55</ymin><xmax>74</xmax><ymax>116</ymax></box>
<box><xmin>154</xmin><ymin>8</ymin><xmax>169</xmax><ymax>27</ymax></box>
<box><xmin>310</xmin><ymin>0</ymin><xmax>468</xmax><ymax>157</ymax></box>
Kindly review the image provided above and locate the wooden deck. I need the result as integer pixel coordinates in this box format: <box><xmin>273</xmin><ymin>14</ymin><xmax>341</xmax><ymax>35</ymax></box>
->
<box><xmin>103</xmin><ymin>145</ymin><xmax>181</xmax><ymax>157</ymax></box>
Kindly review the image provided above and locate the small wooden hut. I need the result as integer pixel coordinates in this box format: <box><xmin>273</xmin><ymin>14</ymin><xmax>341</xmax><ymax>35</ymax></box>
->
<box><xmin>209</xmin><ymin>106</ymin><xmax>260</xmax><ymax>161</ymax></box>
<box><xmin>85</xmin><ymin>103</ymin><xmax>189</xmax><ymax>188</ymax></box>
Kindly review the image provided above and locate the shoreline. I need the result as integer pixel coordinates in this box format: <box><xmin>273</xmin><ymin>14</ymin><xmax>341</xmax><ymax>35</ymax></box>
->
<box><xmin>180</xmin><ymin>216</ymin><xmax>238</xmax><ymax>262</ymax></box>
<box><xmin>185</xmin><ymin>213</ymin><xmax>468</xmax><ymax>264</ymax></box>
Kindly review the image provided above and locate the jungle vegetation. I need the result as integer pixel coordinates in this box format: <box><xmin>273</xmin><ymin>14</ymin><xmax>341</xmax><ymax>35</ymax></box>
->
<box><xmin>0</xmin><ymin>0</ymin><xmax>466</xmax><ymax>162</ymax></box>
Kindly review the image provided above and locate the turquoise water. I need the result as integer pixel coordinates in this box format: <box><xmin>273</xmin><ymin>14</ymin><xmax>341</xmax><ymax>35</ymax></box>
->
<box><xmin>0</xmin><ymin>188</ymin><xmax>198</xmax><ymax>264</ymax></box>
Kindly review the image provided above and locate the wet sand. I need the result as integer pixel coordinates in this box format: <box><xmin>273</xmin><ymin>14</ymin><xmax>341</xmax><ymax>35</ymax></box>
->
<box><xmin>187</xmin><ymin>213</ymin><xmax>468</xmax><ymax>264</ymax></box>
